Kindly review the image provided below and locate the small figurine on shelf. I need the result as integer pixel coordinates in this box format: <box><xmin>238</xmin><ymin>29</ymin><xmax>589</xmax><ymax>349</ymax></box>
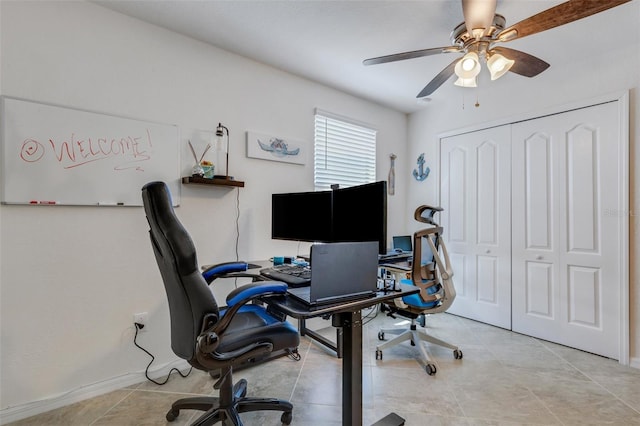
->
<box><xmin>188</xmin><ymin>140</ymin><xmax>213</xmax><ymax>178</ymax></box>
<box><xmin>191</xmin><ymin>163</ymin><xmax>204</xmax><ymax>177</ymax></box>
<box><xmin>200</xmin><ymin>160</ymin><xmax>214</xmax><ymax>179</ymax></box>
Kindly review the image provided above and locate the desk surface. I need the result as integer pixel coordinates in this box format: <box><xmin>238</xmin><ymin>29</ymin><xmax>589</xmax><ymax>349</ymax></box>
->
<box><xmin>263</xmin><ymin>284</ymin><xmax>418</xmax><ymax>318</ymax></box>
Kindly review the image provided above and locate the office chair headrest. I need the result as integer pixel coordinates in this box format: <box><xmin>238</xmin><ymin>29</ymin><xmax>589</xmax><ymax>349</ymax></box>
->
<box><xmin>414</xmin><ymin>205</ymin><xmax>443</xmax><ymax>225</ymax></box>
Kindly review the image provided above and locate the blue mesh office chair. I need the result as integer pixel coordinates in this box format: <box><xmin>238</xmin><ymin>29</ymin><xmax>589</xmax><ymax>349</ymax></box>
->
<box><xmin>375</xmin><ymin>205</ymin><xmax>462</xmax><ymax>376</ymax></box>
<box><xmin>142</xmin><ymin>181</ymin><xmax>300</xmax><ymax>425</ymax></box>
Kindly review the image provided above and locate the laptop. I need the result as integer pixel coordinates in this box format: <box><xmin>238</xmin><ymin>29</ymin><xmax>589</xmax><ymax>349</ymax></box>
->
<box><xmin>286</xmin><ymin>241</ymin><xmax>379</xmax><ymax>307</ymax></box>
<box><xmin>392</xmin><ymin>235</ymin><xmax>413</xmax><ymax>254</ymax></box>
<box><xmin>378</xmin><ymin>235</ymin><xmax>413</xmax><ymax>262</ymax></box>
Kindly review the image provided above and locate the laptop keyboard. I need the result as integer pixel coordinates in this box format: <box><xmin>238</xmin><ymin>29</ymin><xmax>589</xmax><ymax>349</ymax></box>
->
<box><xmin>260</xmin><ymin>264</ymin><xmax>311</xmax><ymax>287</ymax></box>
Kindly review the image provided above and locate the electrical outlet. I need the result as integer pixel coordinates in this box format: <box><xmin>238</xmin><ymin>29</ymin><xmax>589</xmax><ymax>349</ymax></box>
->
<box><xmin>133</xmin><ymin>312</ymin><xmax>148</xmax><ymax>331</ymax></box>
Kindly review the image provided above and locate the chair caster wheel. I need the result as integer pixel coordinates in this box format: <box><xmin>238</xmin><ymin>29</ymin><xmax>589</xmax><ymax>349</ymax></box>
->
<box><xmin>425</xmin><ymin>363</ymin><xmax>437</xmax><ymax>375</ymax></box>
<box><xmin>166</xmin><ymin>409</ymin><xmax>179</xmax><ymax>422</ymax></box>
<box><xmin>375</xmin><ymin>349</ymin><xmax>383</xmax><ymax>360</ymax></box>
<box><xmin>378</xmin><ymin>331</ymin><xmax>385</xmax><ymax>340</ymax></box>
<box><xmin>454</xmin><ymin>349</ymin><xmax>463</xmax><ymax>359</ymax></box>
<box><xmin>281</xmin><ymin>411</ymin><xmax>293</xmax><ymax>425</ymax></box>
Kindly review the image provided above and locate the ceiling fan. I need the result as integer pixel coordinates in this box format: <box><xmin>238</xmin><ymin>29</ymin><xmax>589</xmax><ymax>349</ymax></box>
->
<box><xmin>363</xmin><ymin>0</ymin><xmax>632</xmax><ymax>98</ymax></box>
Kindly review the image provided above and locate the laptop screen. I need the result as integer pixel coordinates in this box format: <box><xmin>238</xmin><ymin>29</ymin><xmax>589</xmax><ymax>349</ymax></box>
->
<box><xmin>392</xmin><ymin>235</ymin><xmax>412</xmax><ymax>252</ymax></box>
<box><xmin>310</xmin><ymin>241</ymin><xmax>378</xmax><ymax>303</ymax></box>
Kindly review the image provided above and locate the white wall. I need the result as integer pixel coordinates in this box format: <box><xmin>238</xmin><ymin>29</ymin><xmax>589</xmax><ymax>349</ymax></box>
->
<box><xmin>407</xmin><ymin>1</ymin><xmax>640</xmax><ymax>366</ymax></box>
<box><xmin>0</xmin><ymin>1</ymin><xmax>408</xmax><ymax>417</ymax></box>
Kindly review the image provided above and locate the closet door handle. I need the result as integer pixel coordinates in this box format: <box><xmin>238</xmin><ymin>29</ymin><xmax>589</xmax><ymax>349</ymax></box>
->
<box><xmin>536</xmin><ymin>255</ymin><xmax>543</xmax><ymax>260</ymax></box>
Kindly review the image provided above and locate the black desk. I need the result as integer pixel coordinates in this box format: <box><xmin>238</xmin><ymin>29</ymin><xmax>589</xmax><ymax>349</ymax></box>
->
<box><xmin>262</xmin><ymin>284</ymin><xmax>418</xmax><ymax>426</ymax></box>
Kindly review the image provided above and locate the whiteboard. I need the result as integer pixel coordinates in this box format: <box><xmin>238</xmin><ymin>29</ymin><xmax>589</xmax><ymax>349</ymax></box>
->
<box><xmin>1</xmin><ymin>97</ymin><xmax>180</xmax><ymax>206</ymax></box>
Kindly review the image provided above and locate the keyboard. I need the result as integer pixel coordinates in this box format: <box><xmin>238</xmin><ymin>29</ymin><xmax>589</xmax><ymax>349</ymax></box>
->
<box><xmin>378</xmin><ymin>252</ymin><xmax>412</xmax><ymax>262</ymax></box>
<box><xmin>260</xmin><ymin>264</ymin><xmax>311</xmax><ymax>287</ymax></box>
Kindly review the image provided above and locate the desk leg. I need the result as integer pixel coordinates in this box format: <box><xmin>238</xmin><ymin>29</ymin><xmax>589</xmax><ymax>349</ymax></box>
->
<box><xmin>333</xmin><ymin>310</ymin><xmax>362</xmax><ymax>426</ymax></box>
<box><xmin>299</xmin><ymin>318</ymin><xmax>344</xmax><ymax>358</ymax></box>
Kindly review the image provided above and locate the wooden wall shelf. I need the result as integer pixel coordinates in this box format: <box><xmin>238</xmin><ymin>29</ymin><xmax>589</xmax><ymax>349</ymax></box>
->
<box><xmin>182</xmin><ymin>176</ymin><xmax>245</xmax><ymax>188</ymax></box>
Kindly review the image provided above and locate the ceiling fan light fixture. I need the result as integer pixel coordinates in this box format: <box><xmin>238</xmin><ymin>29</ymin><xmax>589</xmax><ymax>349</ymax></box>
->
<box><xmin>454</xmin><ymin>76</ymin><xmax>477</xmax><ymax>88</ymax></box>
<box><xmin>455</xmin><ymin>52</ymin><xmax>481</xmax><ymax>79</ymax></box>
<box><xmin>487</xmin><ymin>53</ymin><xmax>515</xmax><ymax>80</ymax></box>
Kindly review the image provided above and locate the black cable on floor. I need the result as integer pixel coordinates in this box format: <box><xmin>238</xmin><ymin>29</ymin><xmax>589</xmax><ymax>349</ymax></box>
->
<box><xmin>133</xmin><ymin>323</ymin><xmax>192</xmax><ymax>385</ymax></box>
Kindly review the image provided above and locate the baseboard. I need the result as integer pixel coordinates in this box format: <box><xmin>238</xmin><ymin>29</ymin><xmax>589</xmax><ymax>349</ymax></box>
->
<box><xmin>0</xmin><ymin>359</ymin><xmax>190</xmax><ymax>425</ymax></box>
<box><xmin>630</xmin><ymin>357</ymin><xmax>640</xmax><ymax>370</ymax></box>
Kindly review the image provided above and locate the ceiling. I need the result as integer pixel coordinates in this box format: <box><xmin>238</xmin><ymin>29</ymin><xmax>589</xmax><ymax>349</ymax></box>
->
<box><xmin>94</xmin><ymin>0</ymin><xmax>638</xmax><ymax>114</ymax></box>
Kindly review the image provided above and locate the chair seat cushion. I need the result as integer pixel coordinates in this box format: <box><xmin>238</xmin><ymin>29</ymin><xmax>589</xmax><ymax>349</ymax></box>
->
<box><xmin>400</xmin><ymin>278</ymin><xmax>441</xmax><ymax>309</ymax></box>
<box><xmin>218</xmin><ymin>305</ymin><xmax>300</xmax><ymax>353</ymax></box>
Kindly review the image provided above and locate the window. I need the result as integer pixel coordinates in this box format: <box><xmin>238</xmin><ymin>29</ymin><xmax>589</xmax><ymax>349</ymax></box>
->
<box><xmin>314</xmin><ymin>109</ymin><xmax>377</xmax><ymax>191</ymax></box>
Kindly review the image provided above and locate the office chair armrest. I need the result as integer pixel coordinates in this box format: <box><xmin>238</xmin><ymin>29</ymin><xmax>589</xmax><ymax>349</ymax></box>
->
<box><xmin>225</xmin><ymin>282</ymin><xmax>288</xmax><ymax>307</ymax></box>
<box><xmin>196</xmin><ymin>282</ymin><xmax>286</xmax><ymax>366</ymax></box>
<box><xmin>206</xmin><ymin>282</ymin><xmax>287</xmax><ymax>341</ymax></box>
<box><xmin>202</xmin><ymin>261</ymin><xmax>249</xmax><ymax>284</ymax></box>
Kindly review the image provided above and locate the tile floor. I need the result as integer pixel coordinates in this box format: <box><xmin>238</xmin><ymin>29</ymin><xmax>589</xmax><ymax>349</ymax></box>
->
<box><xmin>7</xmin><ymin>309</ymin><xmax>640</xmax><ymax>425</ymax></box>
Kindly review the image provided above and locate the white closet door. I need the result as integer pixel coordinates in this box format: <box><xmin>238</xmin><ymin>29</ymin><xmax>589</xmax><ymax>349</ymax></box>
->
<box><xmin>511</xmin><ymin>102</ymin><xmax>621</xmax><ymax>358</ymax></box>
<box><xmin>440</xmin><ymin>126</ymin><xmax>511</xmax><ymax>329</ymax></box>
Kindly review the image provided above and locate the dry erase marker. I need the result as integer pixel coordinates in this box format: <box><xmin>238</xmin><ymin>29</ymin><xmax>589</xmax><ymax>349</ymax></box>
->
<box><xmin>38</xmin><ymin>201</ymin><xmax>57</xmax><ymax>205</ymax></box>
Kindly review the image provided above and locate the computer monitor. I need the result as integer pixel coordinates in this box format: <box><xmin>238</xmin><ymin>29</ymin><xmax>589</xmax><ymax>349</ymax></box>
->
<box><xmin>271</xmin><ymin>181</ymin><xmax>388</xmax><ymax>255</ymax></box>
<box><xmin>332</xmin><ymin>181</ymin><xmax>388</xmax><ymax>255</ymax></box>
<box><xmin>271</xmin><ymin>190</ymin><xmax>333</xmax><ymax>243</ymax></box>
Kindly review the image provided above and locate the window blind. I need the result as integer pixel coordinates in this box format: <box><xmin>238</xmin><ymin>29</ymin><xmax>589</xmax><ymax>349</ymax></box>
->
<box><xmin>314</xmin><ymin>111</ymin><xmax>377</xmax><ymax>191</ymax></box>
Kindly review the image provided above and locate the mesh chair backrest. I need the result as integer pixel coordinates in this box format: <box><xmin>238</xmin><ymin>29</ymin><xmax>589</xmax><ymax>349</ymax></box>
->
<box><xmin>141</xmin><ymin>181</ymin><xmax>219</xmax><ymax>363</ymax></box>
<box><xmin>410</xmin><ymin>205</ymin><xmax>456</xmax><ymax>313</ymax></box>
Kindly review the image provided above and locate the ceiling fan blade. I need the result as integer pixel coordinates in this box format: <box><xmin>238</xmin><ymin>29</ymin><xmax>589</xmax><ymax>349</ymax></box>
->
<box><xmin>497</xmin><ymin>0</ymin><xmax>632</xmax><ymax>42</ymax></box>
<box><xmin>462</xmin><ymin>0</ymin><xmax>497</xmax><ymax>38</ymax></box>
<box><xmin>416</xmin><ymin>59</ymin><xmax>459</xmax><ymax>98</ymax></box>
<box><xmin>363</xmin><ymin>46</ymin><xmax>461</xmax><ymax>66</ymax></box>
<box><xmin>491</xmin><ymin>47</ymin><xmax>550</xmax><ymax>77</ymax></box>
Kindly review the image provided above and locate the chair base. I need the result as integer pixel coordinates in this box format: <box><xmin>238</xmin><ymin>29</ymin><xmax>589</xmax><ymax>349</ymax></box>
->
<box><xmin>375</xmin><ymin>319</ymin><xmax>462</xmax><ymax>376</ymax></box>
<box><xmin>166</xmin><ymin>376</ymin><xmax>293</xmax><ymax>426</ymax></box>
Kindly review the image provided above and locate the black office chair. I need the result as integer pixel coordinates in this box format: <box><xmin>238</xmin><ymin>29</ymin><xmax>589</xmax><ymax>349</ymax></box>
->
<box><xmin>141</xmin><ymin>181</ymin><xmax>300</xmax><ymax>425</ymax></box>
<box><xmin>376</xmin><ymin>205</ymin><xmax>462</xmax><ymax>376</ymax></box>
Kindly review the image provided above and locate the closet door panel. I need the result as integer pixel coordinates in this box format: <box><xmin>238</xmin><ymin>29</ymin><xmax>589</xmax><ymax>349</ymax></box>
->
<box><xmin>513</xmin><ymin>129</ymin><xmax>560</xmax><ymax>339</ymax></box>
<box><xmin>567</xmin><ymin>266</ymin><xmax>600</xmax><ymax>327</ymax></box>
<box><xmin>524</xmin><ymin>134</ymin><xmax>554</xmax><ymax>251</ymax></box>
<box><xmin>525</xmin><ymin>261</ymin><xmax>554</xmax><ymax>318</ymax></box>
<box><xmin>476</xmin><ymin>141</ymin><xmax>498</xmax><ymax>245</ymax></box>
<box><xmin>440</xmin><ymin>126</ymin><xmax>511</xmax><ymax>329</ymax></box>
<box><xmin>566</xmin><ymin>126</ymin><xmax>598</xmax><ymax>252</ymax></box>
<box><xmin>447</xmin><ymin>147</ymin><xmax>467</xmax><ymax>244</ymax></box>
<box><xmin>512</xmin><ymin>102</ymin><xmax>620</xmax><ymax>358</ymax></box>
<box><xmin>477</xmin><ymin>255</ymin><xmax>498</xmax><ymax>304</ymax></box>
